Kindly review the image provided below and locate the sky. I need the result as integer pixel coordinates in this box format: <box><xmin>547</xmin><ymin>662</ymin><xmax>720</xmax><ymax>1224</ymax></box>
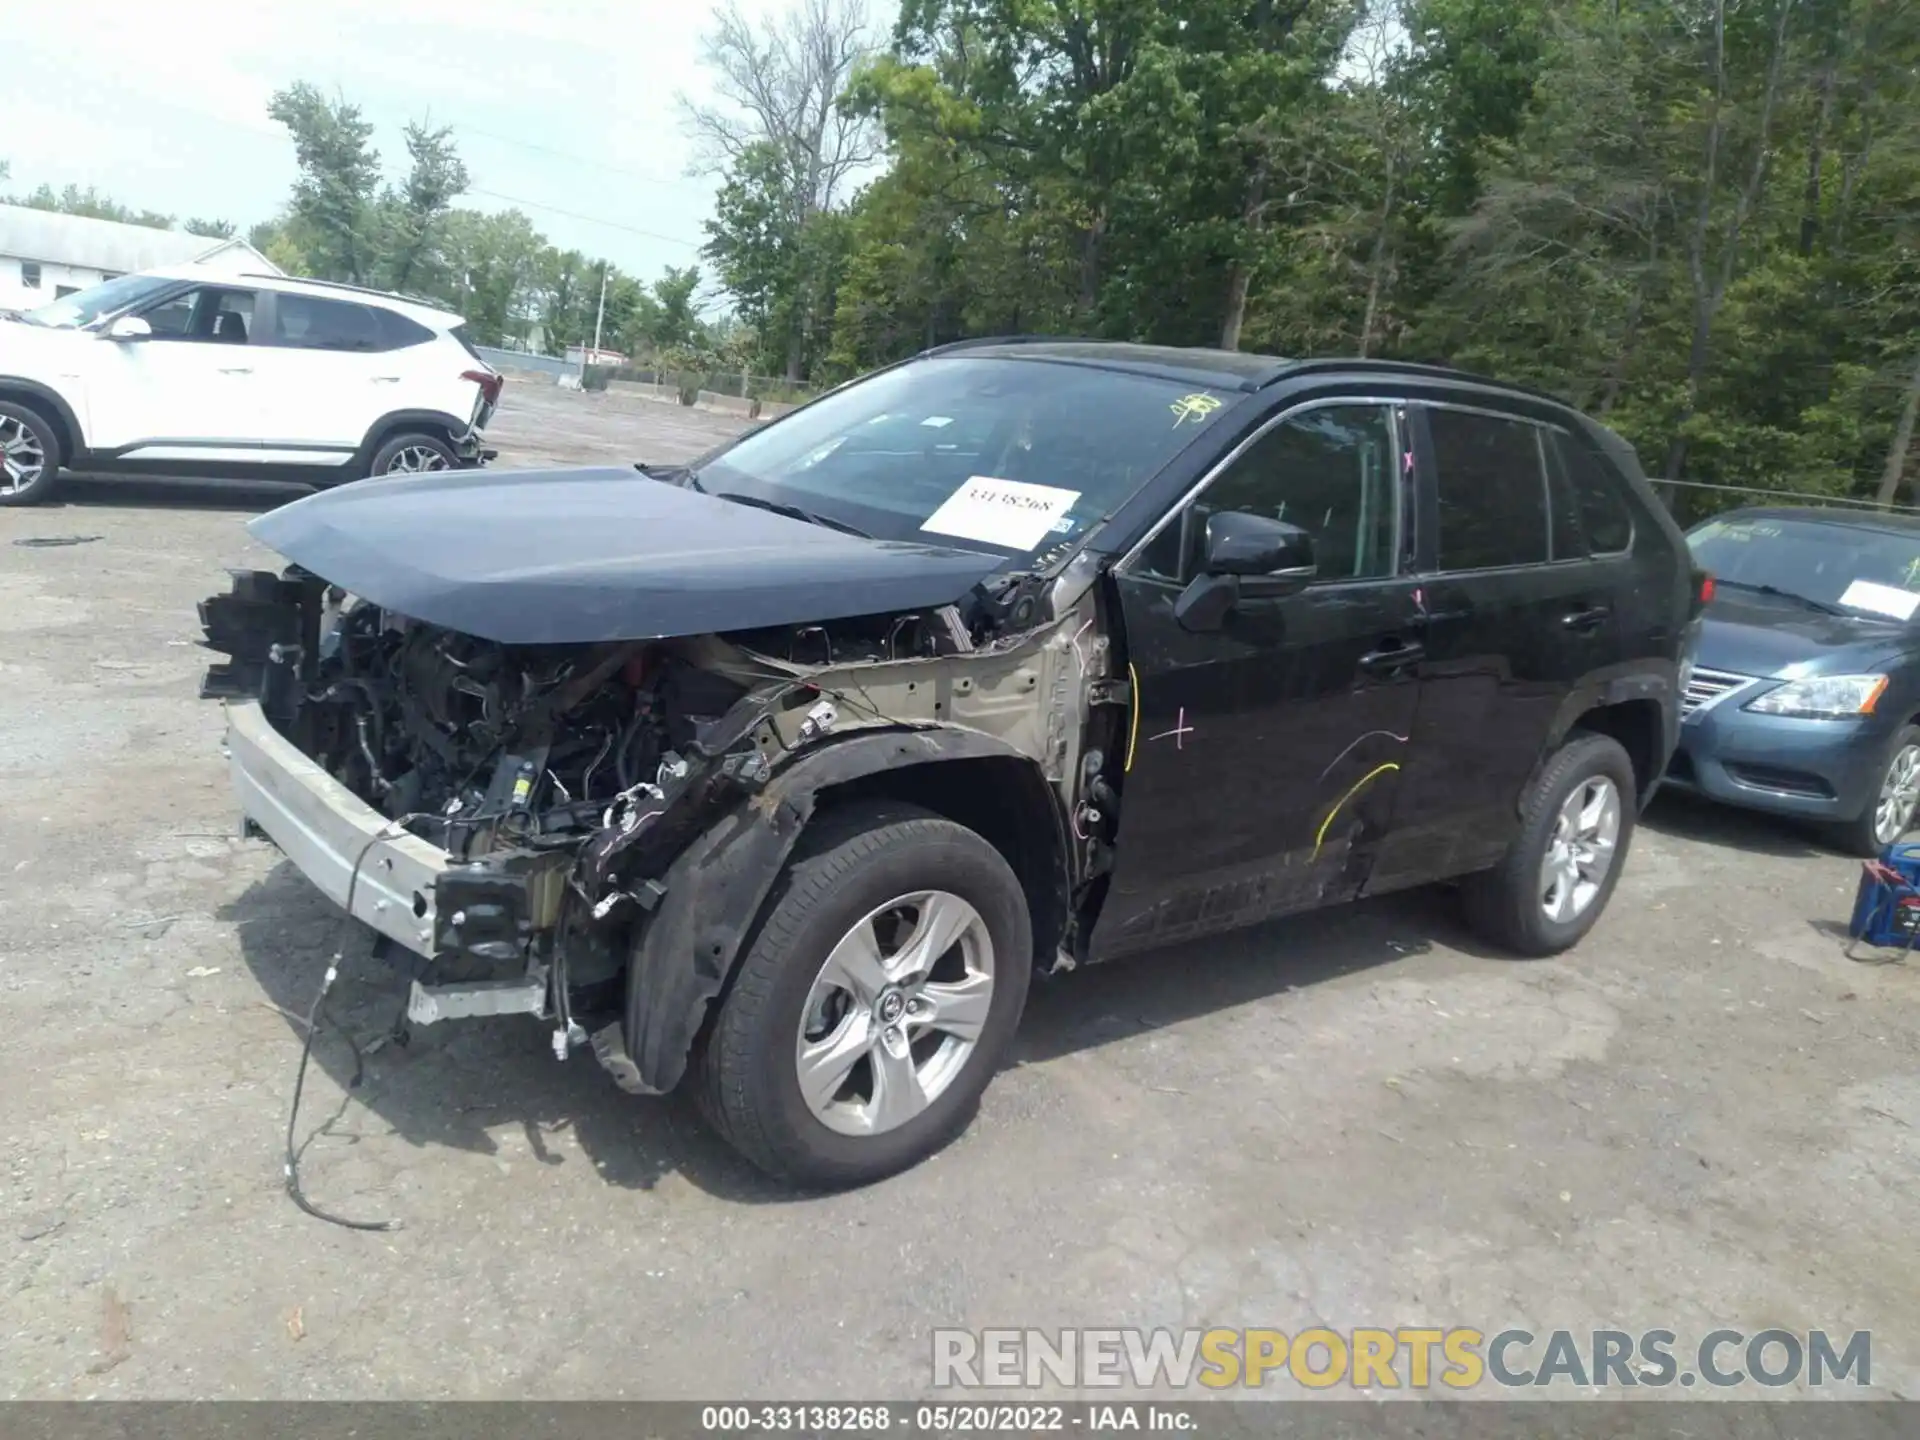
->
<box><xmin>6</xmin><ymin>0</ymin><xmax>832</xmax><ymax>293</ymax></box>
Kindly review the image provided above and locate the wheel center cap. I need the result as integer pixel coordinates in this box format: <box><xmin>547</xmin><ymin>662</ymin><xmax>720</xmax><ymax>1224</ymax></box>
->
<box><xmin>876</xmin><ymin>990</ymin><xmax>907</xmax><ymax>1025</ymax></box>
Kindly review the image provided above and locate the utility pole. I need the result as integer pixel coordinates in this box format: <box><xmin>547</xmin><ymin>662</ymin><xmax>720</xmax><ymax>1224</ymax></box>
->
<box><xmin>591</xmin><ymin>265</ymin><xmax>609</xmax><ymax>359</ymax></box>
<box><xmin>579</xmin><ymin>265</ymin><xmax>609</xmax><ymax>382</ymax></box>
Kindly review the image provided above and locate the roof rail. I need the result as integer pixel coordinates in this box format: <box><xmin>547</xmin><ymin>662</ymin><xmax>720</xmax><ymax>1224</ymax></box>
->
<box><xmin>1266</xmin><ymin>357</ymin><xmax>1570</xmax><ymax>406</ymax></box>
<box><xmin>917</xmin><ymin>334</ymin><xmax>1108</xmax><ymax>358</ymax></box>
<box><xmin>238</xmin><ymin>273</ymin><xmax>449</xmax><ymax>310</ymax></box>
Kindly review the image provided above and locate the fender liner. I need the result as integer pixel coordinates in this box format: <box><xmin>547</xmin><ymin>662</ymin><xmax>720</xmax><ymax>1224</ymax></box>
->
<box><xmin>618</xmin><ymin>726</ymin><xmax>1061</xmax><ymax>1096</ymax></box>
<box><xmin>1541</xmin><ymin>662</ymin><xmax>1681</xmax><ymax>807</ymax></box>
<box><xmin>354</xmin><ymin>409</ymin><xmax>473</xmax><ymax>471</ymax></box>
<box><xmin>0</xmin><ymin>376</ymin><xmax>83</xmax><ymax>461</ymax></box>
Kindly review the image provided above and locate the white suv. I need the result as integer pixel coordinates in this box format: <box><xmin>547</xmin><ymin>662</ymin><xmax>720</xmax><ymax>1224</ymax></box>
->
<box><xmin>0</xmin><ymin>267</ymin><xmax>502</xmax><ymax>506</ymax></box>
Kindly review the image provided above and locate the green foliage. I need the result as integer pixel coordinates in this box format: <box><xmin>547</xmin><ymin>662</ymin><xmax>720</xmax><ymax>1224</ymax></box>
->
<box><xmin>253</xmin><ymin>88</ymin><xmax>711</xmax><ymax>354</ymax></box>
<box><xmin>698</xmin><ymin>0</ymin><xmax>1920</xmax><ymax>510</ymax></box>
<box><xmin>8</xmin><ymin>182</ymin><xmax>175</xmax><ymax>231</ymax></box>
<box><xmin>267</xmin><ymin>83</ymin><xmax>382</xmax><ymax>283</ymax></box>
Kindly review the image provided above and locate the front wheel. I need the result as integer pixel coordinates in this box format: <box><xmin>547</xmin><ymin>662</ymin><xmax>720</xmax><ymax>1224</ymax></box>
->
<box><xmin>1828</xmin><ymin>726</ymin><xmax>1920</xmax><ymax>858</ymax></box>
<box><xmin>696</xmin><ymin>802</ymin><xmax>1033</xmax><ymax>1188</ymax></box>
<box><xmin>367</xmin><ymin>430</ymin><xmax>458</xmax><ymax>478</ymax></box>
<box><xmin>1462</xmin><ymin>731</ymin><xmax>1638</xmax><ymax>957</ymax></box>
<box><xmin>0</xmin><ymin>401</ymin><xmax>62</xmax><ymax>506</ymax></box>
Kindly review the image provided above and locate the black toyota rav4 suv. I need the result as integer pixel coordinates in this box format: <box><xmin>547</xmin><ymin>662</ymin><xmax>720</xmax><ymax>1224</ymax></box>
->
<box><xmin>201</xmin><ymin>343</ymin><xmax>1698</xmax><ymax>1188</ymax></box>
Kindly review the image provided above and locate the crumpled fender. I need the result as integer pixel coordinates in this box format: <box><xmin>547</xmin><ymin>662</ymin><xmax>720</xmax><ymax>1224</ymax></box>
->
<box><xmin>620</xmin><ymin>725</ymin><xmax>1050</xmax><ymax>1095</ymax></box>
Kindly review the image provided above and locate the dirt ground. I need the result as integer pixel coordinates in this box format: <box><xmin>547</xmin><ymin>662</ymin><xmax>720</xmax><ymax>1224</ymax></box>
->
<box><xmin>3</xmin><ymin>381</ymin><xmax>1920</xmax><ymax>1401</ymax></box>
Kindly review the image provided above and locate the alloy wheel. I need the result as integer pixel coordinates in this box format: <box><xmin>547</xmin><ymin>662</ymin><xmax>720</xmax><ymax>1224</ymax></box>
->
<box><xmin>383</xmin><ymin>444</ymin><xmax>451</xmax><ymax>474</ymax></box>
<box><xmin>1874</xmin><ymin>744</ymin><xmax>1920</xmax><ymax>847</ymax></box>
<box><xmin>794</xmin><ymin>890</ymin><xmax>995</xmax><ymax>1137</ymax></box>
<box><xmin>1540</xmin><ymin>776</ymin><xmax>1621</xmax><ymax>924</ymax></box>
<box><xmin>0</xmin><ymin>416</ymin><xmax>47</xmax><ymax>495</ymax></box>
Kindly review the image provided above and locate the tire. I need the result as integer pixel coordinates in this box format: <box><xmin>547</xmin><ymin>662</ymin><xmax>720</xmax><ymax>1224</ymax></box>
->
<box><xmin>1828</xmin><ymin>725</ymin><xmax>1920</xmax><ymax>858</ymax></box>
<box><xmin>1461</xmin><ymin>731</ymin><xmax>1639</xmax><ymax>957</ymax></box>
<box><xmin>0</xmin><ymin>400</ymin><xmax>63</xmax><ymax>506</ymax></box>
<box><xmin>366</xmin><ymin>430</ymin><xmax>458</xmax><ymax>479</ymax></box>
<box><xmin>696</xmin><ymin>801</ymin><xmax>1033</xmax><ymax>1188</ymax></box>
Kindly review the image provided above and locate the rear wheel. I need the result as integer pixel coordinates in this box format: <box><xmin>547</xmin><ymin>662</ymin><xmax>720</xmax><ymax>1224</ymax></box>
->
<box><xmin>367</xmin><ymin>430</ymin><xmax>458</xmax><ymax>478</ymax></box>
<box><xmin>1462</xmin><ymin>731</ymin><xmax>1638</xmax><ymax>956</ymax></box>
<box><xmin>1829</xmin><ymin>726</ymin><xmax>1920</xmax><ymax>858</ymax></box>
<box><xmin>696</xmin><ymin>802</ymin><xmax>1032</xmax><ymax>1188</ymax></box>
<box><xmin>0</xmin><ymin>401</ymin><xmax>62</xmax><ymax>506</ymax></box>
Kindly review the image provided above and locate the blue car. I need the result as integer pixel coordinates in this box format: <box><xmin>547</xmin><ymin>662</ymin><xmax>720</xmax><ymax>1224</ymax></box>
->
<box><xmin>1669</xmin><ymin>506</ymin><xmax>1920</xmax><ymax>854</ymax></box>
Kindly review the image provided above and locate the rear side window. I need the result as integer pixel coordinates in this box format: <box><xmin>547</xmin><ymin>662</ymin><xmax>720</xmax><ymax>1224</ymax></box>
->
<box><xmin>1554</xmin><ymin>432</ymin><xmax>1634</xmax><ymax>554</ymax></box>
<box><xmin>375</xmin><ymin>308</ymin><xmax>435</xmax><ymax>349</ymax></box>
<box><xmin>1427</xmin><ymin>408</ymin><xmax>1549</xmax><ymax>571</ymax></box>
<box><xmin>449</xmin><ymin>324</ymin><xmax>486</xmax><ymax>363</ymax></box>
<box><xmin>270</xmin><ymin>294</ymin><xmax>383</xmax><ymax>351</ymax></box>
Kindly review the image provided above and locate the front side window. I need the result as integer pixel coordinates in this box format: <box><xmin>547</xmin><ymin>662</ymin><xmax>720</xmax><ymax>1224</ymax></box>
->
<box><xmin>1429</xmin><ymin>407</ymin><xmax>1550</xmax><ymax>571</ymax></box>
<box><xmin>1137</xmin><ymin>404</ymin><xmax>1400</xmax><ymax>583</ymax></box>
<box><xmin>140</xmin><ymin>287</ymin><xmax>255</xmax><ymax>343</ymax></box>
<box><xmin>694</xmin><ymin>356</ymin><xmax>1240</xmax><ymax>557</ymax></box>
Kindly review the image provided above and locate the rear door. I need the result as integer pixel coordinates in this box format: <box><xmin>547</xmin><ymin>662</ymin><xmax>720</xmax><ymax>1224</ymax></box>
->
<box><xmin>1367</xmin><ymin>403</ymin><xmax>1621</xmax><ymax>892</ymax></box>
<box><xmin>247</xmin><ymin>291</ymin><xmax>399</xmax><ymax>461</ymax></box>
<box><xmin>1092</xmin><ymin>398</ymin><xmax>1425</xmax><ymax>960</ymax></box>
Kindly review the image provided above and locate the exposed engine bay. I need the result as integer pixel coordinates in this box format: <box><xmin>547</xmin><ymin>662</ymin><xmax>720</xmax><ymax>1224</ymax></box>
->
<box><xmin>201</xmin><ymin>559</ymin><xmax>1124</xmax><ymax>1095</ymax></box>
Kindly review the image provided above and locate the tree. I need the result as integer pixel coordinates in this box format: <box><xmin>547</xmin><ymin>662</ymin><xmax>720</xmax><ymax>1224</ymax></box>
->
<box><xmin>10</xmin><ymin>183</ymin><xmax>174</xmax><ymax>230</ymax></box>
<box><xmin>688</xmin><ymin>0</ymin><xmax>880</xmax><ymax>377</ymax></box>
<box><xmin>185</xmin><ymin>217</ymin><xmax>237</xmax><ymax>240</ymax></box>
<box><xmin>380</xmin><ymin>121</ymin><xmax>470</xmax><ymax>294</ymax></box>
<box><xmin>267</xmin><ymin>83</ymin><xmax>382</xmax><ymax>282</ymax></box>
<box><xmin>650</xmin><ymin>265</ymin><xmax>705</xmax><ymax>349</ymax></box>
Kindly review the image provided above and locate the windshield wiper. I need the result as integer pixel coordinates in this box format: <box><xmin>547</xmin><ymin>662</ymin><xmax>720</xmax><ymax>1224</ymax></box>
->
<box><xmin>708</xmin><ymin>490</ymin><xmax>872</xmax><ymax>539</ymax></box>
<box><xmin>1715</xmin><ymin>578</ymin><xmax>1846</xmax><ymax>615</ymax></box>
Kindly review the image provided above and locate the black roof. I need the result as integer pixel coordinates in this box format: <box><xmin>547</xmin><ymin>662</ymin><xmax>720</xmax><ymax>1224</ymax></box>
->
<box><xmin>917</xmin><ymin>336</ymin><xmax>1564</xmax><ymax>403</ymax></box>
<box><xmin>1714</xmin><ymin>504</ymin><xmax>1920</xmax><ymax>535</ymax></box>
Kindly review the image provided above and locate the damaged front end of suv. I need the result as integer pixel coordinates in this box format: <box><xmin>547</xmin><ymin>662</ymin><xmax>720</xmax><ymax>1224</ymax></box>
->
<box><xmin>200</xmin><ymin>463</ymin><xmax>1126</xmax><ymax>1139</ymax></box>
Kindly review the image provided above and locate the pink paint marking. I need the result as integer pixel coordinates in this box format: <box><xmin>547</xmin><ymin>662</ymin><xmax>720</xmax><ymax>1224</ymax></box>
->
<box><xmin>1149</xmin><ymin>707</ymin><xmax>1195</xmax><ymax>750</ymax></box>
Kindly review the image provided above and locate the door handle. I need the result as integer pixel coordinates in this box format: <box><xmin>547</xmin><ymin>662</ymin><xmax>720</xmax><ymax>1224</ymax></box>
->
<box><xmin>1561</xmin><ymin>604</ymin><xmax>1612</xmax><ymax>632</ymax></box>
<box><xmin>1359</xmin><ymin>639</ymin><xmax>1425</xmax><ymax>672</ymax></box>
<box><xmin>218</xmin><ymin>365</ymin><xmax>253</xmax><ymax>374</ymax></box>
<box><xmin>371</xmin><ymin>375</ymin><xmax>401</xmax><ymax>383</ymax></box>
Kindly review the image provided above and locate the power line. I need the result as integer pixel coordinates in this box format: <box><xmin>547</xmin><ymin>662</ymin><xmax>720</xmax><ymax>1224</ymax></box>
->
<box><xmin>466</xmin><ymin>187</ymin><xmax>704</xmax><ymax>249</ymax></box>
<box><xmin>450</xmin><ymin>123</ymin><xmax>713</xmax><ymax>197</ymax></box>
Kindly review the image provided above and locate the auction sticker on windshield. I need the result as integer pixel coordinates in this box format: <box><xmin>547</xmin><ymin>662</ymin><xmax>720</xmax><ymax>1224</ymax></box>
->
<box><xmin>1839</xmin><ymin>578</ymin><xmax>1920</xmax><ymax>620</ymax></box>
<box><xmin>921</xmin><ymin>477</ymin><xmax>1082</xmax><ymax>551</ymax></box>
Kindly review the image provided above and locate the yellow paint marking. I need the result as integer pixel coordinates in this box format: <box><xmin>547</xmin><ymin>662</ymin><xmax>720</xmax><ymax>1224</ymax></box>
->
<box><xmin>1170</xmin><ymin>392</ymin><xmax>1223</xmax><ymax>427</ymax></box>
<box><xmin>1125</xmin><ymin>663</ymin><xmax>1142</xmax><ymax>773</ymax></box>
<box><xmin>1312</xmin><ymin>762</ymin><xmax>1401</xmax><ymax>860</ymax></box>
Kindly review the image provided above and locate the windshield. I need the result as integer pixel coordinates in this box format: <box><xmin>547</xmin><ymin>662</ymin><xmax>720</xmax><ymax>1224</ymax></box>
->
<box><xmin>694</xmin><ymin>356</ymin><xmax>1240</xmax><ymax>558</ymax></box>
<box><xmin>1688</xmin><ymin>514</ymin><xmax>1920</xmax><ymax>620</ymax></box>
<box><xmin>19</xmin><ymin>273</ymin><xmax>175</xmax><ymax>329</ymax></box>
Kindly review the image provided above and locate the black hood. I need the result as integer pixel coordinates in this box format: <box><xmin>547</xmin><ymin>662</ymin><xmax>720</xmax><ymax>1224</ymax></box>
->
<box><xmin>1696</xmin><ymin>589</ymin><xmax>1910</xmax><ymax>677</ymax></box>
<box><xmin>248</xmin><ymin>466</ymin><xmax>1004</xmax><ymax>645</ymax></box>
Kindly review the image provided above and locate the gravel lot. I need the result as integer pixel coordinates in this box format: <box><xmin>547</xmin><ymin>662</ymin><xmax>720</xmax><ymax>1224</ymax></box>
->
<box><xmin>4</xmin><ymin>380</ymin><xmax>1920</xmax><ymax>1401</ymax></box>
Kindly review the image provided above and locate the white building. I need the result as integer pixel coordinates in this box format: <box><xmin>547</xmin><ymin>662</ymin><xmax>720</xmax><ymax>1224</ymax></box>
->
<box><xmin>0</xmin><ymin>204</ymin><xmax>281</xmax><ymax>312</ymax></box>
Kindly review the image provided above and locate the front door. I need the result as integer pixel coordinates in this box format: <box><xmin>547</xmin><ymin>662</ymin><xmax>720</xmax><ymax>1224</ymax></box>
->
<box><xmin>1092</xmin><ymin>400</ymin><xmax>1425</xmax><ymax>961</ymax></box>
<box><xmin>85</xmin><ymin>285</ymin><xmax>261</xmax><ymax>455</ymax></box>
<box><xmin>1367</xmin><ymin>403</ymin><xmax>1621</xmax><ymax>891</ymax></box>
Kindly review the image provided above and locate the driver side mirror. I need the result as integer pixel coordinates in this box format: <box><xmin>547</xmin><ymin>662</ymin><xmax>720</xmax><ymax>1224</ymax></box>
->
<box><xmin>1173</xmin><ymin>511</ymin><xmax>1317</xmax><ymax>632</ymax></box>
<box><xmin>104</xmin><ymin>315</ymin><xmax>153</xmax><ymax>342</ymax></box>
